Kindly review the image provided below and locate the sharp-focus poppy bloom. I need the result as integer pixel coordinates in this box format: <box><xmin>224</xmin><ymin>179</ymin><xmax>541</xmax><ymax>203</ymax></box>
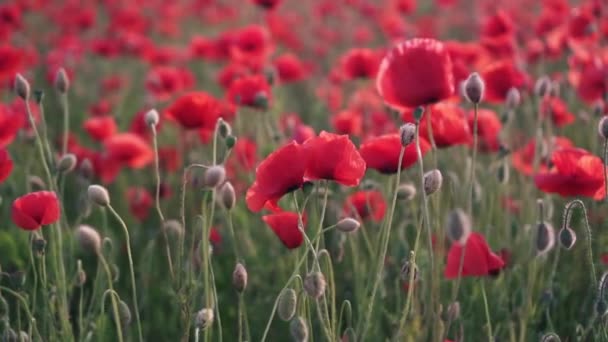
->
<box><xmin>376</xmin><ymin>38</ymin><xmax>454</xmax><ymax>110</ymax></box>
<box><xmin>263</xmin><ymin>210</ymin><xmax>305</xmax><ymax>249</ymax></box>
<box><xmin>11</xmin><ymin>191</ymin><xmax>60</xmax><ymax>230</ymax></box>
<box><xmin>227</xmin><ymin>74</ymin><xmax>272</xmax><ymax>109</ymax></box>
<box><xmin>246</xmin><ymin>142</ymin><xmax>307</xmax><ymax>212</ymax></box>
<box><xmin>468</xmin><ymin>109</ymin><xmax>502</xmax><ymax>153</ymax></box>
<box><xmin>302</xmin><ymin>131</ymin><xmax>366</xmax><ymax>186</ymax></box>
<box><xmin>360</xmin><ymin>134</ymin><xmax>430</xmax><ymax>174</ymax></box>
<box><xmin>340</xmin><ymin>48</ymin><xmax>381</xmax><ymax>80</ymax></box>
<box><xmin>535</xmin><ymin>147</ymin><xmax>605</xmax><ymax>200</ymax></box>
<box><xmin>541</xmin><ymin>97</ymin><xmax>575</xmax><ymax>127</ymax></box>
<box><xmin>127</xmin><ymin>187</ymin><xmax>153</xmax><ymax>222</ymax></box>
<box><xmin>83</xmin><ymin>115</ymin><xmax>117</xmax><ymax>142</ymax></box>
<box><xmin>165</xmin><ymin>92</ymin><xmax>222</xmax><ymax>130</ymax></box>
<box><xmin>343</xmin><ymin>190</ymin><xmax>387</xmax><ymax>222</ymax></box>
<box><xmin>481</xmin><ymin>60</ymin><xmax>528</xmax><ymax>103</ymax></box>
<box><xmin>403</xmin><ymin>103</ymin><xmax>471</xmax><ymax>148</ymax></box>
<box><xmin>445</xmin><ymin>232</ymin><xmax>505</xmax><ymax>279</ymax></box>
<box><xmin>0</xmin><ymin>148</ymin><xmax>13</xmax><ymax>183</ymax></box>
<box><xmin>512</xmin><ymin>136</ymin><xmax>573</xmax><ymax>176</ymax></box>
<box><xmin>103</xmin><ymin>133</ymin><xmax>153</xmax><ymax>169</ymax></box>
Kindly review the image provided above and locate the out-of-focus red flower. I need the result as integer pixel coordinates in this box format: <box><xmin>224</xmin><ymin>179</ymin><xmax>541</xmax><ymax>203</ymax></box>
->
<box><xmin>360</xmin><ymin>134</ymin><xmax>430</xmax><ymax>174</ymax></box>
<box><xmin>274</xmin><ymin>53</ymin><xmax>309</xmax><ymax>83</ymax></box>
<box><xmin>159</xmin><ymin>147</ymin><xmax>180</xmax><ymax>172</ymax></box>
<box><xmin>127</xmin><ymin>187</ymin><xmax>153</xmax><ymax>222</ymax></box>
<box><xmin>541</xmin><ymin>97</ymin><xmax>575</xmax><ymax>127</ymax></box>
<box><xmin>403</xmin><ymin>103</ymin><xmax>471</xmax><ymax>148</ymax></box>
<box><xmin>246</xmin><ymin>142</ymin><xmax>307</xmax><ymax>212</ymax></box>
<box><xmin>129</xmin><ymin>109</ymin><xmax>162</xmax><ymax>138</ymax></box>
<box><xmin>83</xmin><ymin>116</ymin><xmax>117</xmax><ymax>142</ymax></box>
<box><xmin>376</xmin><ymin>38</ymin><xmax>454</xmax><ymax>110</ymax></box>
<box><xmin>0</xmin><ymin>104</ymin><xmax>24</xmax><ymax>147</ymax></box>
<box><xmin>343</xmin><ymin>190</ymin><xmax>387</xmax><ymax>222</ymax></box>
<box><xmin>302</xmin><ymin>131</ymin><xmax>366</xmax><ymax>186</ymax></box>
<box><xmin>145</xmin><ymin>66</ymin><xmax>194</xmax><ymax>101</ymax></box>
<box><xmin>445</xmin><ymin>232</ymin><xmax>505</xmax><ymax>279</ymax></box>
<box><xmin>291</xmin><ymin>124</ymin><xmax>316</xmax><ymax>144</ymax></box>
<box><xmin>231</xmin><ymin>25</ymin><xmax>273</xmax><ymax>66</ymax></box>
<box><xmin>227</xmin><ymin>74</ymin><xmax>272</xmax><ymax>109</ymax></box>
<box><xmin>209</xmin><ymin>227</ymin><xmax>222</xmax><ymax>246</ymax></box>
<box><xmin>165</xmin><ymin>92</ymin><xmax>222</xmax><ymax>130</ymax></box>
<box><xmin>512</xmin><ymin>136</ymin><xmax>573</xmax><ymax>176</ymax></box>
<box><xmin>340</xmin><ymin>48</ymin><xmax>381</xmax><ymax>80</ymax></box>
<box><xmin>104</xmin><ymin>133</ymin><xmax>153</xmax><ymax>169</ymax></box>
<box><xmin>0</xmin><ymin>148</ymin><xmax>12</xmax><ymax>183</ymax></box>
<box><xmin>481</xmin><ymin>10</ymin><xmax>515</xmax><ymax>38</ymax></box>
<box><xmin>217</xmin><ymin>62</ymin><xmax>249</xmax><ymax>89</ymax></box>
<box><xmin>481</xmin><ymin>60</ymin><xmax>528</xmax><ymax>104</ymax></box>
<box><xmin>0</xmin><ymin>45</ymin><xmax>24</xmax><ymax>84</ymax></box>
<box><xmin>263</xmin><ymin>210</ymin><xmax>305</xmax><ymax>249</ymax></box>
<box><xmin>89</xmin><ymin>99</ymin><xmax>113</xmax><ymax>117</ymax></box>
<box><xmin>229</xmin><ymin>137</ymin><xmax>258</xmax><ymax>172</ymax></box>
<box><xmin>252</xmin><ymin>0</ymin><xmax>282</xmax><ymax>10</ymax></box>
<box><xmin>468</xmin><ymin>109</ymin><xmax>502</xmax><ymax>153</ymax></box>
<box><xmin>535</xmin><ymin>147</ymin><xmax>606</xmax><ymax>200</ymax></box>
<box><xmin>572</xmin><ymin>61</ymin><xmax>607</xmax><ymax>104</ymax></box>
<box><xmin>332</xmin><ymin>110</ymin><xmax>363</xmax><ymax>137</ymax></box>
<box><xmin>11</xmin><ymin>191</ymin><xmax>60</xmax><ymax>231</ymax></box>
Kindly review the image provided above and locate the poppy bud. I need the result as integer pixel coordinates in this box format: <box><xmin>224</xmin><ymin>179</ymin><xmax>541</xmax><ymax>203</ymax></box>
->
<box><xmin>446</xmin><ymin>301</ymin><xmax>460</xmax><ymax>322</ymax></box>
<box><xmin>596</xmin><ymin>299</ymin><xmax>608</xmax><ymax>317</ymax></box>
<box><xmin>397</xmin><ymin>183</ymin><xmax>417</xmax><ymax>200</ymax></box>
<box><xmin>88</xmin><ymin>185</ymin><xmax>110</xmax><ymax>206</ymax></box>
<box><xmin>76</xmin><ymin>225</ymin><xmax>102</xmax><ymax>255</ymax></box>
<box><xmin>400</xmin><ymin>260</ymin><xmax>419</xmax><ymax>282</ymax></box>
<box><xmin>163</xmin><ymin>219</ymin><xmax>184</xmax><ymax>237</ymax></box>
<box><xmin>195</xmin><ymin>308</ymin><xmax>214</xmax><ymax>330</ymax></box>
<box><xmin>290</xmin><ymin>317</ymin><xmax>309</xmax><ymax>342</ymax></box>
<box><xmin>599</xmin><ymin>271</ymin><xmax>608</xmax><ymax>298</ymax></box>
<box><xmin>423</xmin><ymin>169</ymin><xmax>443</xmax><ymax>195</ymax></box>
<box><xmin>32</xmin><ymin>236</ymin><xmax>46</xmax><ymax>256</ymax></box>
<box><xmin>505</xmin><ymin>87</ymin><xmax>521</xmax><ymax>109</ymax></box>
<box><xmin>463</xmin><ymin>72</ymin><xmax>484</xmax><ymax>104</ymax></box>
<box><xmin>118</xmin><ymin>301</ymin><xmax>132</xmax><ymax>328</ymax></box>
<box><xmin>57</xmin><ymin>153</ymin><xmax>77</xmax><ymax>174</ymax></box>
<box><xmin>232</xmin><ymin>262</ymin><xmax>248</xmax><ymax>293</ymax></box>
<box><xmin>219</xmin><ymin>182</ymin><xmax>236</xmax><ymax>210</ymax></box>
<box><xmin>218</xmin><ymin>118</ymin><xmax>231</xmax><ymax>138</ymax></box>
<box><xmin>535</xmin><ymin>222</ymin><xmax>555</xmax><ymax>256</ymax></box>
<box><xmin>558</xmin><ymin>227</ymin><xmax>576</xmax><ymax>249</ymax></box>
<box><xmin>413</xmin><ymin>106</ymin><xmax>425</xmax><ymax>121</ymax></box>
<box><xmin>27</xmin><ymin>176</ymin><xmax>46</xmax><ymax>191</ymax></box>
<box><xmin>278</xmin><ymin>288</ymin><xmax>297</xmax><ymax>321</ymax></box>
<box><xmin>593</xmin><ymin>101</ymin><xmax>604</xmax><ymax>117</ymax></box>
<box><xmin>540</xmin><ymin>333</ymin><xmax>561</xmax><ymax>342</ymax></box>
<box><xmin>225</xmin><ymin>135</ymin><xmax>237</xmax><ymax>149</ymax></box>
<box><xmin>76</xmin><ymin>268</ymin><xmax>87</xmax><ymax>287</ymax></box>
<box><xmin>14</xmin><ymin>74</ymin><xmax>30</xmax><ymax>100</ymax></box>
<box><xmin>145</xmin><ymin>109</ymin><xmax>159</xmax><ymax>127</ymax></box>
<box><xmin>254</xmin><ymin>92</ymin><xmax>269</xmax><ymax>110</ymax></box>
<box><xmin>399</xmin><ymin>123</ymin><xmax>416</xmax><ymax>147</ymax></box>
<box><xmin>598</xmin><ymin>116</ymin><xmax>608</xmax><ymax>139</ymax></box>
<box><xmin>304</xmin><ymin>271</ymin><xmax>326</xmax><ymax>300</ymax></box>
<box><xmin>203</xmin><ymin>165</ymin><xmax>226</xmax><ymax>188</ymax></box>
<box><xmin>534</xmin><ymin>76</ymin><xmax>551</xmax><ymax>98</ymax></box>
<box><xmin>80</xmin><ymin>158</ymin><xmax>94</xmax><ymax>180</ymax></box>
<box><xmin>336</xmin><ymin>217</ymin><xmax>360</xmax><ymax>233</ymax></box>
<box><xmin>497</xmin><ymin>160</ymin><xmax>509</xmax><ymax>184</ymax></box>
<box><xmin>54</xmin><ymin>68</ymin><xmax>69</xmax><ymax>94</ymax></box>
<box><xmin>446</xmin><ymin>208</ymin><xmax>471</xmax><ymax>244</ymax></box>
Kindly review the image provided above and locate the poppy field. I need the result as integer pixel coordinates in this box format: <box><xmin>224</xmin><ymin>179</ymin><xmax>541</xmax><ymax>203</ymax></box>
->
<box><xmin>1</xmin><ymin>0</ymin><xmax>608</xmax><ymax>341</ymax></box>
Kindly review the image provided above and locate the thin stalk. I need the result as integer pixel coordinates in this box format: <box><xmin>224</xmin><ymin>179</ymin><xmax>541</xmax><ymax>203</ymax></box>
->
<box><xmin>0</xmin><ymin>286</ymin><xmax>43</xmax><ymax>341</ymax></box>
<box><xmin>60</xmin><ymin>92</ymin><xmax>70</xmax><ymax>155</ymax></box>
<box><xmin>469</xmin><ymin>103</ymin><xmax>479</xmax><ymax>216</ymax></box>
<box><xmin>603</xmin><ymin>139</ymin><xmax>608</xmax><ymax>202</ymax></box>
<box><xmin>98</xmin><ymin>257</ymin><xmax>124</xmax><ymax>342</ymax></box>
<box><xmin>480</xmin><ymin>281</ymin><xmax>493</xmax><ymax>341</ymax></box>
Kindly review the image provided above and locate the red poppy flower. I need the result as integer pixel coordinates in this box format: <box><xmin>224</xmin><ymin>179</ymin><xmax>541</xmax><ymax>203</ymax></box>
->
<box><xmin>252</xmin><ymin>0</ymin><xmax>282</xmax><ymax>10</ymax></box>
<box><xmin>127</xmin><ymin>187</ymin><xmax>153</xmax><ymax>222</ymax></box>
<box><xmin>541</xmin><ymin>97</ymin><xmax>575</xmax><ymax>127</ymax></box>
<box><xmin>302</xmin><ymin>131</ymin><xmax>366</xmax><ymax>186</ymax></box>
<box><xmin>83</xmin><ymin>116</ymin><xmax>117</xmax><ymax>142</ymax></box>
<box><xmin>512</xmin><ymin>136</ymin><xmax>573</xmax><ymax>176</ymax></box>
<box><xmin>481</xmin><ymin>60</ymin><xmax>528</xmax><ymax>103</ymax></box>
<box><xmin>246</xmin><ymin>142</ymin><xmax>307</xmax><ymax>212</ymax></box>
<box><xmin>274</xmin><ymin>53</ymin><xmax>308</xmax><ymax>83</ymax></box>
<box><xmin>573</xmin><ymin>61</ymin><xmax>607</xmax><ymax>104</ymax></box>
<box><xmin>227</xmin><ymin>74</ymin><xmax>272</xmax><ymax>109</ymax></box>
<box><xmin>11</xmin><ymin>191</ymin><xmax>60</xmax><ymax>230</ymax></box>
<box><xmin>360</xmin><ymin>134</ymin><xmax>430</xmax><ymax>174</ymax></box>
<box><xmin>209</xmin><ymin>227</ymin><xmax>222</xmax><ymax>246</ymax></box>
<box><xmin>481</xmin><ymin>10</ymin><xmax>515</xmax><ymax>38</ymax></box>
<box><xmin>165</xmin><ymin>92</ymin><xmax>222</xmax><ymax>130</ymax></box>
<box><xmin>231</xmin><ymin>25</ymin><xmax>273</xmax><ymax>66</ymax></box>
<box><xmin>103</xmin><ymin>133</ymin><xmax>153</xmax><ymax>169</ymax></box>
<box><xmin>467</xmin><ymin>109</ymin><xmax>502</xmax><ymax>153</ymax></box>
<box><xmin>403</xmin><ymin>103</ymin><xmax>471</xmax><ymax>148</ymax></box>
<box><xmin>129</xmin><ymin>109</ymin><xmax>163</xmax><ymax>138</ymax></box>
<box><xmin>343</xmin><ymin>190</ymin><xmax>387</xmax><ymax>222</ymax></box>
<box><xmin>535</xmin><ymin>147</ymin><xmax>605</xmax><ymax>200</ymax></box>
<box><xmin>445</xmin><ymin>232</ymin><xmax>505</xmax><ymax>279</ymax></box>
<box><xmin>216</xmin><ymin>62</ymin><xmax>249</xmax><ymax>89</ymax></box>
<box><xmin>145</xmin><ymin>66</ymin><xmax>194</xmax><ymax>101</ymax></box>
<box><xmin>376</xmin><ymin>38</ymin><xmax>454</xmax><ymax>110</ymax></box>
<box><xmin>229</xmin><ymin>137</ymin><xmax>258</xmax><ymax>171</ymax></box>
<box><xmin>263</xmin><ymin>210</ymin><xmax>305</xmax><ymax>249</ymax></box>
<box><xmin>340</xmin><ymin>48</ymin><xmax>381</xmax><ymax>80</ymax></box>
<box><xmin>0</xmin><ymin>104</ymin><xmax>23</xmax><ymax>148</ymax></box>
<box><xmin>0</xmin><ymin>149</ymin><xmax>12</xmax><ymax>183</ymax></box>
<box><xmin>332</xmin><ymin>110</ymin><xmax>363</xmax><ymax>136</ymax></box>
<box><xmin>0</xmin><ymin>45</ymin><xmax>24</xmax><ymax>84</ymax></box>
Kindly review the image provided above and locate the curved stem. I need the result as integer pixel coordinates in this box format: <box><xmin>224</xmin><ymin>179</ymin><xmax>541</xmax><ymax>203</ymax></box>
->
<box><xmin>0</xmin><ymin>286</ymin><xmax>43</xmax><ymax>342</ymax></box>
<box><xmin>97</xmin><ymin>262</ymin><xmax>124</xmax><ymax>342</ymax></box>
<box><xmin>562</xmin><ymin>200</ymin><xmax>597</xmax><ymax>289</ymax></box>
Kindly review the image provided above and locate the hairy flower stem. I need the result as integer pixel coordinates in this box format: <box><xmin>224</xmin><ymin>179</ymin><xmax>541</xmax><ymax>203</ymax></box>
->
<box><xmin>107</xmin><ymin>205</ymin><xmax>144</xmax><ymax>342</ymax></box>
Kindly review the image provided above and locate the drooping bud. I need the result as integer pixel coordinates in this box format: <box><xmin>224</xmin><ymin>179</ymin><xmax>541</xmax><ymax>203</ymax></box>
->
<box><xmin>195</xmin><ymin>308</ymin><xmax>214</xmax><ymax>330</ymax></box>
<box><xmin>535</xmin><ymin>222</ymin><xmax>555</xmax><ymax>256</ymax></box>
<box><xmin>558</xmin><ymin>227</ymin><xmax>577</xmax><ymax>249</ymax></box>
<box><xmin>28</xmin><ymin>176</ymin><xmax>46</xmax><ymax>191</ymax></box>
<box><xmin>336</xmin><ymin>217</ymin><xmax>360</xmax><ymax>233</ymax></box>
<box><xmin>54</xmin><ymin>68</ymin><xmax>69</xmax><ymax>94</ymax></box>
<box><xmin>76</xmin><ymin>225</ymin><xmax>102</xmax><ymax>255</ymax></box>
<box><xmin>399</xmin><ymin>123</ymin><xmax>416</xmax><ymax>147</ymax></box>
<box><xmin>14</xmin><ymin>74</ymin><xmax>30</xmax><ymax>100</ymax></box>
<box><xmin>505</xmin><ymin>87</ymin><xmax>521</xmax><ymax>109</ymax></box>
<box><xmin>400</xmin><ymin>260</ymin><xmax>419</xmax><ymax>282</ymax></box>
<box><xmin>218</xmin><ymin>118</ymin><xmax>232</xmax><ymax>138</ymax></box>
<box><xmin>423</xmin><ymin>169</ymin><xmax>443</xmax><ymax>195</ymax></box>
<box><xmin>118</xmin><ymin>301</ymin><xmax>132</xmax><ymax>328</ymax></box>
<box><xmin>79</xmin><ymin>158</ymin><xmax>94</xmax><ymax>180</ymax></box>
<box><xmin>203</xmin><ymin>165</ymin><xmax>226</xmax><ymax>188</ymax></box>
<box><xmin>497</xmin><ymin>160</ymin><xmax>509</xmax><ymax>184</ymax></box>
<box><xmin>163</xmin><ymin>219</ymin><xmax>184</xmax><ymax>237</ymax></box>
<box><xmin>463</xmin><ymin>72</ymin><xmax>485</xmax><ymax>104</ymax></box>
<box><xmin>145</xmin><ymin>109</ymin><xmax>159</xmax><ymax>127</ymax></box>
<box><xmin>397</xmin><ymin>183</ymin><xmax>417</xmax><ymax>201</ymax></box>
<box><xmin>31</xmin><ymin>236</ymin><xmax>46</xmax><ymax>256</ymax></box>
<box><xmin>534</xmin><ymin>76</ymin><xmax>551</xmax><ymax>98</ymax></box>
<box><xmin>445</xmin><ymin>208</ymin><xmax>471</xmax><ymax>244</ymax></box>
<box><xmin>219</xmin><ymin>181</ymin><xmax>236</xmax><ymax>210</ymax></box>
<box><xmin>540</xmin><ymin>333</ymin><xmax>561</xmax><ymax>342</ymax></box>
<box><xmin>88</xmin><ymin>185</ymin><xmax>110</xmax><ymax>206</ymax></box>
<box><xmin>598</xmin><ymin>116</ymin><xmax>608</xmax><ymax>139</ymax></box>
<box><xmin>232</xmin><ymin>262</ymin><xmax>248</xmax><ymax>293</ymax></box>
<box><xmin>277</xmin><ymin>288</ymin><xmax>297</xmax><ymax>321</ymax></box>
<box><xmin>57</xmin><ymin>153</ymin><xmax>77</xmax><ymax>174</ymax></box>
<box><xmin>304</xmin><ymin>272</ymin><xmax>326</xmax><ymax>300</ymax></box>
<box><xmin>289</xmin><ymin>317</ymin><xmax>309</xmax><ymax>342</ymax></box>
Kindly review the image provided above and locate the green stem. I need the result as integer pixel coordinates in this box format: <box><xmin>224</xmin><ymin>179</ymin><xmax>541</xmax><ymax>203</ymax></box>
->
<box><xmin>98</xmin><ymin>257</ymin><xmax>124</xmax><ymax>342</ymax></box>
<box><xmin>480</xmin><ymin>281</ymin><xmax>493</xmax><ymax>341</ymax></box>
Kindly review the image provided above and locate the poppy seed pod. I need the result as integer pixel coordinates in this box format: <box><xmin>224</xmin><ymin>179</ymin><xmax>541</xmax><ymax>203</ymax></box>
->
<box><xmin>145</xmin><ymin>109</ymin><xmax>160</xmax><ymax>127</ymax></box>
<box><xmin>446</xmin><ymin>208</ymin><xmax>471</xmax><ymax>244</ymax></box>
<box><xmin>399</xmin><ymin>123</ymin><xmax>416</xmax><ymax>147</ymax></box>
<box><xmin>336</xmin><ymin>217</ymin><xmax>360</xmax><ymax>233</ymax></box>
<box><xmin>54</xmin><ymin>68</ymin><xmax>69</xmax><ymax>94</ymax></box>
<box><xmin>304</xmin><ymin>271</ymin><xmax>326</xmax><ymax>300</ymax></box>
<box><xmin>195</xmin><ymin>308</ymin><xmax>214</xmax><ymax>330</ymax></box>
<box><xmin>598</xmin><ymin>116</ymin><xmax>608</xmax><ymax>139</ymax></box>
<box><xmin>14</xmin><ymin>74</ymin><xmax>30</xmax><ymax>100</ymax></box>
<box><xmin>88</xmin><ymin>185</ymin><xmax>110</xmax><ymax>206</ymax></box>
<box><xmin>76</xmin><ymin>225</ymin><xmax>102</xmax><ymax>255</ymax></box>
<box><xmin>232</xmin><ymin>262</ymin><xmax>248</xmax><ymax>293</ymax></box>
<box><xmin>535</xmin><ymin>222</ymin><xmax>555</xmax><ymax>256</ymax></box>
<box><xmin>423</xmin><ymin>169</ymin><xmax>443</xmax><ymax>195</ymax></box>
<box><xmin>118</xmin><ymin>301</ymin><xmax>132</xmax><ymax>328</ymax></box>
<box><xmin>203</xmin><ymin>165</ymin><xmax>226</xmax><ymax>188</ymax></box>
<box><xmin>289</xmin><ymin>317</ymin><xmax>309</xmax><ymax>342</ymax></box>
<box><xmin>534</xmin><ymin>76</ymin><xmax>551</xmax><ymax>98</ymax></box>
<box><xmin>505</xmin><ymin>87</ymin><xmax>521</xmax><ymax>109</ymax></box>
<box><xmin>558</xmin><ymin>227</ymin><xmax>577</xmax><ymax>249</ymax></box>
<box><xmin>57</xmin><ymin>153</ymin><xmax>77</xmax><ymax>174</ymax></box>
<box><xmin>277</xmin><ymin>288</ymin><xmax>297</xmax><ymax>321</ymax></box>
<box><xmin>397</xmin><ymin>183</ymin><xmax>417</xmax><ymax>200</ymax></box>
<box><xmin>463</xmin><ymin>72</ymin><xmax>485</xmax><ymax>104</ymax></box>
<box><xmin>219</xmin><ymin>181</ymin><xmax>236</xmax><ymax>210</ymax></box>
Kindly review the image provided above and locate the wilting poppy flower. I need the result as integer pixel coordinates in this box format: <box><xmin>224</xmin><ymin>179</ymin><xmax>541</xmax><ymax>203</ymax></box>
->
<box><xmin>165</xmin><ymin>92</ymin><xmax>222</xmax><ymax>130</ymax></box>
<box><xmin>127</xmin><ymin>187</ymin><xmax>153</xmax><ymax>222</ymax></box>
<box><xmin>343</xmin><ymin>190</ymin><xmax>387</xmax><ymax>222</ymax></box>
<box><xmin>481</xmin><ymin>60</ymin><xmax>528</xmax><ymax>103</ymax></box>
<box><xmin>360</xmin><ymin>134</ymin><xmax>430</xmax><ymax>174</ymax></box>
<box><xmin>535</xmin><ymin>147</ymin><xmax>605</xmax><ymax>200</ymax></box>
<box><xmin>445</xmin><ymin>232</ymin><xmax>505</xmax><ymax>279</ymax></box>
<box><xmin>0</xmin><ymin>149</ymin><xmax>12</xmax><ymax>183</ymax></box>
<box><xmin>376</xmin><ymin>38</ymin><xmax>454</xmax><ymax>110</ymax></box>
<box><xmin>263</xmin><ymin>210</ymin><xmax>305</xmax><ymax>249</ymax></box>
<box><xmin>403</xmin><ymin>103</ymin><xmax>471</xmax><ymax>148</ymax></box>
<box><xmin>11</xmin><ymin>191</ymin><xmax>60</xmax><ymax>230</ymax></box>
<box><xmin>340</xmin><ymin>48</ymin><xmax>381</xmax><ymax>80</ymax></box>
<box><xmin>303</xmin><ymin>131</ymin><xmax>366</xmax><ymax>186</ymax></box>
<box><xmin>104</xmin><ymin>133</ymin><xmax>153</xmax><ymax>169</ymax></box>
<box><xmin>227</xmin><ymin>74</ymin><xmax>272</xmax><ymax>109</ymax></box>
<box><xmin>512</xmin><ymin>136</ymin><xmax>573</xmax><ymax>176</ymax></box>
<box><xmin>468</xmin><ymin>109</ymin><xmax>502</xmax><ymax>153</ymax></box>
<box><xmin>541</xmin><ymin>97</ymin><xmax>575</xmax><ymax>127</ymax></box>
<box><xmin>83</xmin><ymin>116</ymin><xmax>117</xmax><ymax>142</ymax></box>
<box><xmin>246</xmin><ymin>142</ymin><xmax>307</xmax><ymax>212</ymax></box>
